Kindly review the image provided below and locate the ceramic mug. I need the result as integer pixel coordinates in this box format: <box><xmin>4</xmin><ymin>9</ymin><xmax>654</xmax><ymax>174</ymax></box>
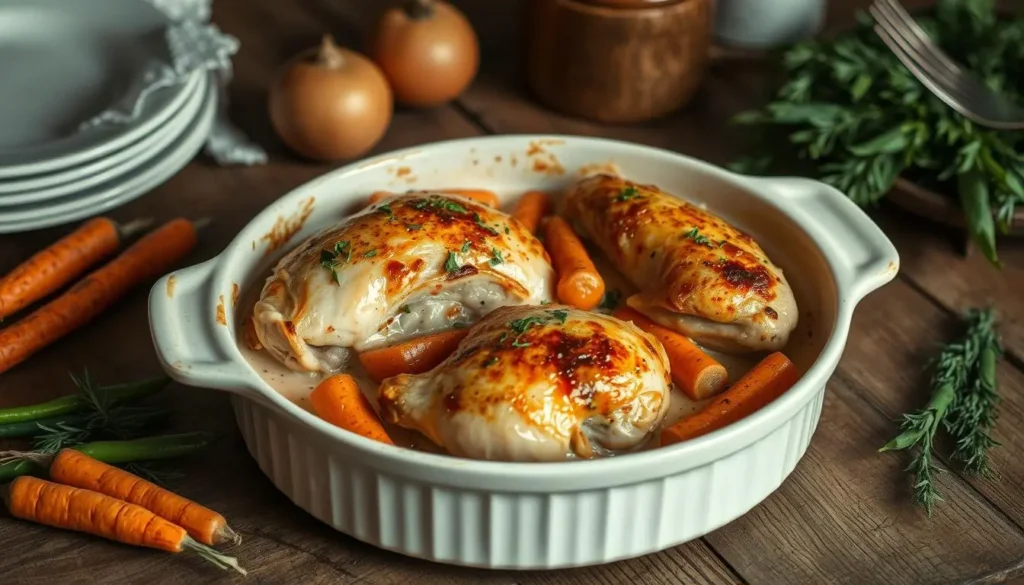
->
<box><xmin>713</xmin><ymin>0</ymin><xmax>826</xmax><ymax>48</ymax></box>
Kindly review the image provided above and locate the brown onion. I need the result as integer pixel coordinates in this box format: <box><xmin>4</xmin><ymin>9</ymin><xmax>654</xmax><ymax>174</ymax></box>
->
<box><xmin>269</xmin><ymin>35</ymin><xmax>393</xmax><ymax>161</ymax></box>
<box><xmin>370</xmin><ymin>0</ymin><xmax>479</xmax><ymax>108</ymax></box>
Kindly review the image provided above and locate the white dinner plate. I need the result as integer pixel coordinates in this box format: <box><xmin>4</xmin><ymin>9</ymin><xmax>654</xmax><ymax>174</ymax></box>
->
<box><xmin>0</xmin><ymin>0</ymin><xmax>196</xmax><ymax>178</ymax></box>
<box><xmin>0</xmin><ymin>77</ymin><xmax>217</xmax><ymax>234</ymax></box>
<box><xmin>0</xmin><ymin>74</ymin><xmax>206</xmax><ymax>203</ymax></box>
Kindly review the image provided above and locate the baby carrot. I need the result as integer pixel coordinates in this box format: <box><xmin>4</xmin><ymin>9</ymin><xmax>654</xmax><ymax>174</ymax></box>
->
<box><xmin>512</xmin><ymin>190</ymin><xmax>551</xmax><ymax>234</ymax></box>
<box><xmin>613</xmin><ymin>307</ymin><xmax>728</xmax><ymax>400</ymax></box>
<box><xmin>661</xmin><ymin>352</ymin><xmax>799</xmax><ymax>446</ymax></box>
<box><xmin>310</xmin><ymin>374</ymin><xmax>394</xmax><ymax>445</ymax></box>
<box><xmin>357</xmin><ymin>329</ymin><xmax>470</xmax><ymax>382</ymax></box>
<box><xmin>439</xmin><ymin>189</ymin><xmax>500</xmax><ymax>207</ymax></box>
<box><xmin>4</xmin><ymin>477</ymin><xmax>245</xmax><ymax>575</ymax></box>
<box><xmin>0</xmin><ymin>217</ymin><xmax>152</xmax><ymax>320</ymax></box>
<box><xmin>0</xmin><ymin>218</ymin><xmax>197</xmax><ymax>375</ymax></box>
<box><xmin>544</xmin><ymin>216</ymin><xmax>605</xmax><ymax>310</ymax></box>
<box><xmin>48</xmin><ymin>448</ymin><xmax>239</xmax><ymax>547</ymax></box>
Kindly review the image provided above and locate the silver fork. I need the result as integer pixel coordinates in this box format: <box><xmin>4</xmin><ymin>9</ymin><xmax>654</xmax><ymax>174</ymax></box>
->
<box><xmin>868</xmin><ymin>0</ymin><xmax>1024</xmax><ymax>130</ymax></box>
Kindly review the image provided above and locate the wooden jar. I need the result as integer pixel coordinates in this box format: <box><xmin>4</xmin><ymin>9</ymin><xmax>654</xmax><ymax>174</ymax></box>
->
<box><xmin>525</xmin><ymin>0</ymin><xmax>712</xmax><ymax>123</ymax></box>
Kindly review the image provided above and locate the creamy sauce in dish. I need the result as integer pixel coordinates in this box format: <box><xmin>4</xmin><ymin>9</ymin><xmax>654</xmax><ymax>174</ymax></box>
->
<box><xmin>234</xmin><ymin>184</ymin><xmax>801</xmax><ymax>460</ymax></box>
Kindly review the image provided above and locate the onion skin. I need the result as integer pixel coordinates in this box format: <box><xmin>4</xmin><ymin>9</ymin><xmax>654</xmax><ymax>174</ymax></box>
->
<box><xmin>270</xmin><ymin>36</ymin><xmax>393</xmax><ymax>161</ymax></box>
<box><xmin>370</xmin><ymin>0</ymin><xmax>479</xmax><ymax>108</ymax></box>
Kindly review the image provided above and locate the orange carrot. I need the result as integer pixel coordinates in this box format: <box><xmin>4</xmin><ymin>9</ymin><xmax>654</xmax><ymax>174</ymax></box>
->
<box><xmin>4</xmin><ymin>476</ymin><xmax>245</xmax><ymax>574</ymax></box>
<box><xmin>543</xmin><ymin>216</ymin><xmax>605</xmax><ymax>310</ymax></box>
<box><xmin>661</xmin><ymin>352</ymin><xmax>799</xmax><ymax>446</ymax></box>
<box><xmin>0</xmin><ymin>218</ymin><xmax>197</xmax><ymax>375</ymax></box>
<box><xmin>512</xmin><ymin>190</ymin><xmax>551</xmax><ymax>233</ymax></box>
<box><xmin>357</xmin><ymin>329</ymin><xmax>470</xmax><ymax>382</ymax></box>
<box><xmin>0</xmin><ymin>217</ymin><xmax>151</xmax><ymax>320</ymax></box>
<box><xmin>614</xmin><ymin>307</ymin><xmax>728</xmax><ymax>400</ymax></box>
<box><xmin>440</xmin><ymin>189</ymin><xmax>500</xmax><ymax>207</ymax></box>
<box><xmin>368</xmin><ymin>191</ymin><xmax>397</xmax><ymax>204</ymax></box>
<box><xmin>47</xmin><ymin>448</ymin><xmax>239</xmax><ymax>547</ymax></box>
<box><xmin>311</xmin><ymin>374</ymin><xmax>394</xmax><ymax>445</ymax></box>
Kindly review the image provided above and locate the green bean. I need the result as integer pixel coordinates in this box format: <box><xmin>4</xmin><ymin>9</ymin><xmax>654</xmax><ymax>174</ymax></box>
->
<box><xmin>0</xmin><ymin>376</ymin><xmax>169</xmax><ymax>425</ymax></box>
<box><xmin>75</xmin><ymin>432</ymin><xmax>217</xmax><ymax>465</ymax></box>
<box><xmin>0</xmin><ymin>432</ymin><xmax>216</xmax><ymax>483</ymax></box>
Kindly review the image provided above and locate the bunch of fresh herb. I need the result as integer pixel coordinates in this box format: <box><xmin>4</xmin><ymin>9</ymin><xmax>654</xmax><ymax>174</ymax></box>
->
<box><xmin>731</xmin><ymin>0</ymin><xmax>1024</xmax><ymax>266</ymax></box>
<box><xmin>879</xmin><ymin>307</ymin><xmax>1003</xmax><ymax>515</ymax></box>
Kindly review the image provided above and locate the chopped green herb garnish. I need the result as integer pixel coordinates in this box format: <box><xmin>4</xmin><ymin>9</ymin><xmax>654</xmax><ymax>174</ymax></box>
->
<box><xmin>377</xmin><ymin>203</ymin><xmax>394</xmax><ymax>218</ymax></box>
<box><xmin>363</xmin><ymin>249</ymin><xmax>378</xmax><ymax>258</ymax></box>
<box><xmin>412</xmin><ymin>197</ymin><xmax>468</xmax><ymax>214</ymax></box>
<box><xmin>461</xmin><ymin>240</ymin><xmax>471</xmax><ymax>253</ymax></box>
<box><xmin>400</xmin><ymin>305</ymin><xmax>411</xmax><ymax>314</ymax></box>
<box><xmin>489</xmin><ymin>248</ymin><xmax>504</xmax><ymax>266</ymax></box>
<box><xmin>599</xmin><ymin>290</ymin><xmax>621</xmax><ymax>312</ymax></box>
<box><xmin>497</xmin><ymin>332</ymin><xmax>509</xmax><ymax>345</ymax></box>
<box><xmin>483</xmin><ymin>356</ymin><xmax>499</xmax><ymax>367</ymax></box>
<box><xmin>616</xmin><ymin>186</ymin><xmax>641</xmax><ymax>202</ymax></box>
<box><xmin>405</xmin><ymin>223</ymin><xmax>423</xmax><ymax>231</ymax></box>
<box><xmin>511</xmin><ymin>339</ymin><xmax>531</xmax><ymax>348</ymax></box>
<box><xmin>504</xmin><ymin>226</ymin><xmax>510</xmax><ymax>235</ymax></box>
<box><xmin>549</xmin><ymin>309</ymin><xmax>569</xmax><ymax>324</ymax></box>
<box><xmin>718</xmin><ymin>240</ymin><xmax>727</xmax><ymax>248</ymax></box>
<box><xmin>444</xmin><ymin>251</ymin><xmax>461</xmax><ymax>273</ymax></box>
<box><xmin>508</xmin><ymin>316</ymin><xmax>546</xmax><ymax>335</ymax></box>
<box><xmin>684</xmin><ymin>227</ymin><xmax>713</xmax><ymax>247</ymax></box>
<box><xmin>540</xmin><ymin>300</ymin><xmax>552</xmax><ymax>305</ymax></box>
<box><xmin>319</xmin><ymin>241</ymin><xmax>351</xmax><ymax>284</ymax></box>
<box><xmin>473</xmin><ymin>213</ymin><xmax>499</xmax><ymax>235</ymax></box>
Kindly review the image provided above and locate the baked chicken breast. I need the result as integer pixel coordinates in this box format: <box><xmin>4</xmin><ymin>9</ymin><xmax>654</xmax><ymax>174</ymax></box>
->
<box><xmin>378</xmin><ymin>305</ymin><xmax>671</xmax><ymax>462</ymax></box>
<box><xmin>563</xmin><ymin>174</ymin><xmax>798</xmax><ymax>353</ymax></box>
<box><xmin>253</xmin><ymin>193</ymin><xmax>555</xmax><ymax>373</ymax></box>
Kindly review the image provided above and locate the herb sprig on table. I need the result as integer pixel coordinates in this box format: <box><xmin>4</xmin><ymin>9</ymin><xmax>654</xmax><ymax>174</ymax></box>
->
<box><xmin>880</xmin><ymin>307</ymin><xmax>1003</xmax><ymax>515</ymax></box>
<box><xmin>732</xmin><ymin>0</ymin><xmax>1024</xmax><ymax>266</ymax></box>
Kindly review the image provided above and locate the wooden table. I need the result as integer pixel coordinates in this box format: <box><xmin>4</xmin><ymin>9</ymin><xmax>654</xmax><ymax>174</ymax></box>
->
<box><xmin>2</xmin><ymin>0</ymin><xmax>1023</xmax><ymax>583</ymax></box>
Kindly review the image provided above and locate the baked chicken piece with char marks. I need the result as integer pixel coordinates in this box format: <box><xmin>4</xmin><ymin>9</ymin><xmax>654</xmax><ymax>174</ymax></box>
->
<box><xmin>252</xmin><ymin>193</ymin><xmax>555</xmax><ymax>373</ymax></box>
<box><xmin>378</xmin><ymin>305</ymin><xmax>671</xmax><ymax>462</ymax></box>
<box><xmin>563</xmin><ymin>174</ymin><xmax>798</xmax><ymax>353</ymax></box>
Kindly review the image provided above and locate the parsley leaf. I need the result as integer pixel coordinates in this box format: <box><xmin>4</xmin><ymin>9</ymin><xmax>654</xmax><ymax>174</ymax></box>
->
<box><xmin>508</xmin><ymin>316</ymin><xmax>546</xmax><ymax>335</ymax></box>
<box><xmin>483</xmin><ymin>356</ymin><xmax>499</xmax><ymax>367</ymax></box>
<box><xmin>616</xmin><ymin>186</ymin><xmax>641</xmax><ymax>202</ymax></box>
<box><xmin>444</xmin><ymin>251</ymin><xmax>461</xmax><ymax>273</ymax></box>
<box><xmin>405</xmin><ymin>223</ymin><xmax>423</xmax><ymax>231</ymax></box>
<box><xmin>363</xmin><ymin>249</ymin><xmax>378</xmax><ymax>258</ymax></box>
<box><xmin>549</xmin><ymin>309</ymin><xmax>569</xmax><ymax>324</ymax></box>
<box><xmin>319</xmin><ymin>241</ymin><xmax>351</xmax><ymax>283</ymax></box>
<box><xmin>489</xmin><ymin>248</ymin><xmax>504</xmax><ymax>266</ymax></box>
<box><xmin>461</xmin><ymin>240</ymin><xmax>471</xmax><ymax>253</ymax></box>
<box><xmin>474</xmin><ymin>213</ymin><xmax>499</xmax><ymax>235</ymax></box>
<box><xmin>377</xmin><ymin>203</ymin><xmax>394</xmax><ymax>218</ymax></box>
<box><xmin>684</xmin><ymin>227</ymin><xmax>713</xmax><ymax>247</ymax></box>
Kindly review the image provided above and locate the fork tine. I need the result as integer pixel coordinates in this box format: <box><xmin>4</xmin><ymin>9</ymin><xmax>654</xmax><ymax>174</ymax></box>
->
<box><xmin>871</xmin><ymin>22</ymin><xmax>989</xmax><ymax>125</ymax></box>
<box><xmin>875</xmin><ymin>0</ymin><xmax>964</xmax><ymax>76</ymax></box>
<box><xmin>869</xmin><ymin>5</ymin><xmax>992</xmax><ymax>107</ymax></box>
<box><xmin>871</xmin><ymin>1</ymin><xmax>998</xmax><ymax>104</ymax></box>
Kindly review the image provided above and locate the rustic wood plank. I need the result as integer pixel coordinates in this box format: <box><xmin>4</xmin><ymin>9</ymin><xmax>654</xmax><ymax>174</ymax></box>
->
<box><xmin>704</xmin><ymin>370</ymin><xmax>1024</xmax><ymax>585</ymax></box>
<box><xmin>874</xmin><ymin>209</ymin><xmax>1024</xmax><ymax>361</ymax></box>
<box><xmin>835</xmin><ymin>276</ymin><xmax>1024</xmax><ymax>531</ymax></box>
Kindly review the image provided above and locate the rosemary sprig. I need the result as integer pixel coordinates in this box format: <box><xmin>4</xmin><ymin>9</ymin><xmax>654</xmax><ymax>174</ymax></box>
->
<box><xmin>943</xmin><ymin>308</ymin><xmax>1003</xmax><ymax>476</ymax></box>
<box><xmin>880</xmin><ymin>307</ymin><xmax>1002</xmax><ymax>515</ymax></box>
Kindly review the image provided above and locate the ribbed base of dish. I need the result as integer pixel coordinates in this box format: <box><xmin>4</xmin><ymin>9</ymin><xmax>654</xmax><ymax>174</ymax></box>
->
<box><xmin>232</xmin><ymin>389</ymin><xmax>824</xmax><ymax>569</ymax></box>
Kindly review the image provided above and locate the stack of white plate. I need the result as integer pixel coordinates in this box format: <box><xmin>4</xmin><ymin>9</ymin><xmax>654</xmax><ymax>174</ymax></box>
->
<box><xmin>0</xmin><ymin>0</ymin><xmax>217</xmax><ymax>234</ymax></box>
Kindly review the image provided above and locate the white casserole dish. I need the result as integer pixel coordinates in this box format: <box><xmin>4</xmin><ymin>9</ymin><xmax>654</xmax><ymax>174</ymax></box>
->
<box><xmin>148</xmin><ymin>135</ymin><xmax>899</xmax><ymax>570</ymax></box>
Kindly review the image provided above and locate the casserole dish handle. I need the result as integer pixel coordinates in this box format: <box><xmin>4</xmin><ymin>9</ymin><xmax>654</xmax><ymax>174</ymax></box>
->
<box><xmin>752</xmin><ymin>176</ymin><xmax>900</xmax><ymax>303</ymax></box>
<box><xmin>148</xmin><ymin>260</ymin><xmax>261</xmax><ymax>400</ymax></box>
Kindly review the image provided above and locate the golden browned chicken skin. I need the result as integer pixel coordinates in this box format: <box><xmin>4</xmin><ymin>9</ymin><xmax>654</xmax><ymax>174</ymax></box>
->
<box><xmin>253</xmin><ymin>193</ymin><xmax>555</xmax><ymax>373</ymax></box>
<box><xmin>378</xmin><ymin>305</ymin><xmax>672</xmax><ymax>461</ymax></box>
<box><xmin>563</xmin><ymin>174</ymin><xmax>798</xmax><ymax>353</ymax></box>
